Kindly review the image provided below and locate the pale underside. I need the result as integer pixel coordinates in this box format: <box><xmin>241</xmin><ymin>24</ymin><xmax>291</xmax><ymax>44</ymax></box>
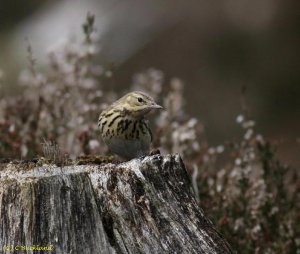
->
<box><xmin>103</xmin><ymin>134</ymin><xmax>151</xmax><ymax>159</ymax></box>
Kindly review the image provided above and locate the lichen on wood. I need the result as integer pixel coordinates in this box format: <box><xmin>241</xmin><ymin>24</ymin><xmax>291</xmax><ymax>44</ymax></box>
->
<box><xmin>0</xmin><ymin>155</ymin><xmax>233</xmax><ymax>254</ymax></box>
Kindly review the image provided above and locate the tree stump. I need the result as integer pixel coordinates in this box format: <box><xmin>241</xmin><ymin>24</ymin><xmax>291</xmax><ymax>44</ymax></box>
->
<box><xmin>0</xmin><ymin>155</ymin><xmax>233</xmax><ymax>254</ymax></box>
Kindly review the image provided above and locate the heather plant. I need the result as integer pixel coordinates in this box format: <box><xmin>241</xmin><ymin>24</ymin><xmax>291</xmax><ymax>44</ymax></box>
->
<box><xmin>0</xmin><ymin>14</ymin><xmax>299</xmax><ymax>254</ymax></box>
<box><xmin>1</xmin><ymin>13</ymin><xmax>111</xmax><ymax>158</ymax></box>
<box><xmin>198</xmin><ymin>114</ymin><xmax>300</xmax><ymax>253</ymax></box>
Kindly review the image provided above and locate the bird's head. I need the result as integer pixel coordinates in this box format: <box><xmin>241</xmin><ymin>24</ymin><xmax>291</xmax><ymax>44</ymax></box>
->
<box><xmin>115</xmin><ymin>91</ymin><xmax>163</xmax><ymax>117</ymax></box>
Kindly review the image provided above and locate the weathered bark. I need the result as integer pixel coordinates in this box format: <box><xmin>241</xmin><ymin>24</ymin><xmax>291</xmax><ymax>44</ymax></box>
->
<box><xmin>0</xmin><ymin>155</ymin><xmax>233</xmax><ymax>254</ymax></box>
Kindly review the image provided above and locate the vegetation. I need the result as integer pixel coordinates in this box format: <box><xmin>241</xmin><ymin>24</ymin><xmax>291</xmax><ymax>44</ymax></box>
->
<box><xmin>0</xmin><ymin>14</ymin><xmax>299</xmax><ymax>254</ymax></box>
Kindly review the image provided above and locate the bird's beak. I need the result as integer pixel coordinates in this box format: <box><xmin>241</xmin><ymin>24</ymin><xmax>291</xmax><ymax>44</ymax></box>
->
<box><xmin>149</xmin><ymin>103</ymin><xmax>163</xmax><ymax>109</ymax></box>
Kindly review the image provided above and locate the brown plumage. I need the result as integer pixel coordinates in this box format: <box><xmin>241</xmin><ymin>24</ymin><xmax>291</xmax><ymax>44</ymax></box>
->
<box><xmin>98</xmin><ymin>91</ymin><xmax>162</xmax><ymax>159</ymax></box>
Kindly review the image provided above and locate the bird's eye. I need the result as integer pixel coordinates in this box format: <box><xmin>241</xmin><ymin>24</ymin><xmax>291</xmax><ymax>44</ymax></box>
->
<box><xmin>137</xmin><ymin>97</ymin><xmax>143</xmax><ymax>103</ymax></box>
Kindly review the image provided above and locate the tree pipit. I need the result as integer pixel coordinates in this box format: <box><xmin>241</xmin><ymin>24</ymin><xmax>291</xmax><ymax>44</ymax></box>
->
<box><xmin>98</xmin><ymin>91</ymin><xmax>162</xmax><ymax>160</ymax></box>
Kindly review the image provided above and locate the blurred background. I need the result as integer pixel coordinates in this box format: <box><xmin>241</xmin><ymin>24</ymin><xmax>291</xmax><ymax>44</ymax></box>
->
<box><xmin>0</xmin><ymin>0</ymin><xmax>299</xmax><ymax>167</ymax></box>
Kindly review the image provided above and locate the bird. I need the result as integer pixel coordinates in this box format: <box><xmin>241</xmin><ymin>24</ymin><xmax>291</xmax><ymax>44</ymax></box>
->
<box><xmin>98</xmin><ymin>91</ymin><xmax>163</xmax><ymax>160</ymax></box>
